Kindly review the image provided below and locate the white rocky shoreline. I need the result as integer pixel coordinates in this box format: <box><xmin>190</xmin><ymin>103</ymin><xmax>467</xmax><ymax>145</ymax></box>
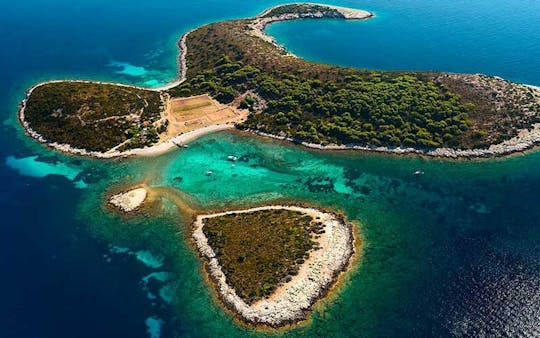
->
<box><xmin>257</xmin><ymin>3</ymin><xmax>374</xmax><ymax>20</ymax></box>
<box><xmin>108</xmin><ymin>187</ymin><xmax>148</xmax><ymax>212</ymax></box>
<box><xmin>192</xmin><ymin>205</ymin><xmax>355</xmax><ymax>327</ymax></box>
<box><xmin>17</xmin><ymin>28</ymin><xmax>194</xmax><ymax>159</ymax></box>
<box><xmin>17</xmin><ymin>3</ymin><xmax>372</xmax><ymax>159</ymax></box>
<box><xmin>250</xmin><ymin>3</ymin><xmax>373</xmax><ymax>54</ymax></box>
<box><xmin>245</xmin><ymin>7</ymin><xmax>540</xmax><ymax>159</ymax></box>
<box><xmin>17</xmin><ymin>3</ymin><xmax>540</xmax><ymax>160</ymax></box>
<box><xmin>247</xmin><ymin>122</ymin><xmax>540</xmax><ymax>159</ymax></box>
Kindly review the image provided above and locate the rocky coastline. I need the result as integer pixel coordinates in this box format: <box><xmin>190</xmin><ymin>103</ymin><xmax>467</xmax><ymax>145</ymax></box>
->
<box><xmin>17</xmin><ymin>3</ymin><xmax>540</xmax><ymax>160</ymax></box>
<box><xmin>242</xmin><ymin>78</ymin><xmax>540</xmax><ymax>159</ymax></box>
<box><xmin>17</xmin><ymin>28</ymin><xmax>194</xmax><ymax>159</ymax></box>
<box><xmin>245</xmin><ymin>120</ymin><xmax>540</xmax><ymax>159</ymax></box>
<box><xmin>249</xmin><ymin>4</ymin><xmax>373</xmax><ymax>54</ymax></box>
<box><xmin>152</xmin><ymin>28</ymin><xmax>192</xmax><ymax>91</ymax></box>
<box><xmin>109</xmin><ymin>187</ymin><xmax>148</xmax><ymax>212</ymax></box>
<box><xmin>192</xmin><ymin>205</ymin><xmax>356</xmax><ymax>327</ymax></box>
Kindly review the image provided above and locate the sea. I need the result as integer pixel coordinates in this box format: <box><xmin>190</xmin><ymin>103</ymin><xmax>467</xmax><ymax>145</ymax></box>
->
<box><xmin>1</xmin><ymin>1</ymin><xmax>539</xmax><ymax>337</ymax></box>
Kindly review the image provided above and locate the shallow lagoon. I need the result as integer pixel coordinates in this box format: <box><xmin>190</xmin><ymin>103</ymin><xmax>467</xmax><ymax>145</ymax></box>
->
<box><xmin>68</xmin><ymin>131</ymin><xmax>540</xmax><ymax>337</ymax></box>
<box><xmin>2</xmin><ymin>0</ymin><xmax>540</xmax><ymax>337</ymax></box>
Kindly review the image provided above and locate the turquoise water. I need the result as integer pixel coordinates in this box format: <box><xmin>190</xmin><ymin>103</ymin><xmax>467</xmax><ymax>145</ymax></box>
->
<box><xmin>1</xmin><ymin>1</ymin><xmax>540</xmax><ymax>337</ymax></box>
<box><xmin>5</xmin><ymin>155</ymin><xmax>88</xmax><ymax>188</ymax></box>
<box><xmin>84</xmin><ymin>131</ymin><xmax>540</xmax><ymax>337</ymax></box>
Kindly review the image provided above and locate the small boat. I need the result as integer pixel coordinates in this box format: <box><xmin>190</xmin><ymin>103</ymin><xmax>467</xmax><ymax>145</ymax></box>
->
<box><xmin>173</xmin><ymin>141</ymin><xmax>189</xmax><ymax>148</ymax></box>
<box><xmin>206</xmin><ymin>170</ymin><xmax>214</xmax><ymax>176</ymax></box>
<box><xmin>227</xmin><ymin>155</ymin><xmax>238</xmax><ymax>161</ymax></box>
<box><xmin>414</xmin><ymin>170</ymin><xmax>425</xmax><ymax>175</ymax></box>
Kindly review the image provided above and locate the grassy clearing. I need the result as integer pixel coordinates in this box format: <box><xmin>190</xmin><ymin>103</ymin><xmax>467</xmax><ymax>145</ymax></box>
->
<box><xmin>172</xmin><ymin>101</ymin><xmax>212</xmax><ymax>114</ymax></box>
<box><xmin>202</xmin><ymin>209</ymin><xmax>325</xmax><ymax>304</ymax></box>
<box><xmin>170</xmin><ymin>7</ymin><xmax>540</xmax><ymax>150</ymax></box>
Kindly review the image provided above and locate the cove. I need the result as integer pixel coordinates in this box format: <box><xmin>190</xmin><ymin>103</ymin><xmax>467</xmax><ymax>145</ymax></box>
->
<box><xmin>2</xmin><ymin>0</ymin><xmax>540</xmax><ymax>337</ymax></box>
<box><xmin>266</xmin><ymin>0</ymin><xmax>540</xmax><ymax>85</ymax></box>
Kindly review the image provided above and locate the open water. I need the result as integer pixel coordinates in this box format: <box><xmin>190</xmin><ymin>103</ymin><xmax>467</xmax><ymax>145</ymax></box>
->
<box><xmin>1</xmin><ymin>1</ymin><xmax>539</xmax><ymax>337</ymax></box>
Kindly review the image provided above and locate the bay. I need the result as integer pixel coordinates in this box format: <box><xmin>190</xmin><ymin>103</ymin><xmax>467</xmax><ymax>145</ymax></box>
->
<box><xmin>1</xmin><ymin>1</ymin><xmax>539</xmax><ymax>337</ymax></box>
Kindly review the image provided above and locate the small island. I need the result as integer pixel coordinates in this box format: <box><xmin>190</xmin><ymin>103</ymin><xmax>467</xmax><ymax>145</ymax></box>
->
<box><xmin>192</xmin><ymin>206</ymin><xmax>355</xmax><ymax>327</ymax></box>
<box><xmin>19</xmin><ymin>3</ymin><xmax>540</xmax><ymax>158</ymax></box>
<box><xmin>109</xmin><ymin>187</ymin><xmax>148</xmax><ymax>212</ymax></box>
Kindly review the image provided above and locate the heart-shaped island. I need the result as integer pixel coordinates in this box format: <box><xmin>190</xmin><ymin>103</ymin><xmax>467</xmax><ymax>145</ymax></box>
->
<box><xmin>192</xmin><ymin>205</ymin><xmax>356</xmax><ymax>327</ymax></box>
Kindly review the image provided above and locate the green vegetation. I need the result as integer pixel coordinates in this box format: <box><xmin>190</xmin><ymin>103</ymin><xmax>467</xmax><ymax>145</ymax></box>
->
<box><xmin>168</xmin><ymin>11</ymin><xmax>539</xmax><ymax>150</ymax></box>
<box><xmin>433</xmin><ymin>73</ymin><xmax>540</xmax><ymax>148</ymax></box>
<box><xmin>24</xmin><ymin>5</ymin><xmax>540</xmax><ymax>153</ymax></box>
<box><xmin>24</xmin><ymin>82</ymin><xmax>163</xmax><ymax>152</ymax></box>
<box><xmin>262</xmin><ymin>4</ymin><xmax>344</xmax><ymax>18</ymax></box>
<box><xmin>202</xmin><ymin>209</ymin><xmax>324</xmax><ymax>304</ymax></box>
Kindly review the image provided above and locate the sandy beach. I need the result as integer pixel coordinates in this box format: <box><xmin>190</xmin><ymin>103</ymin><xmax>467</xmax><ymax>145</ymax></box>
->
<box><xmin>17</xmin><ymin>26</ymin><xmax>248</xmax><ymax>159</ymax></box>
<box><xmin>27</xmin><ymin>124</ymin><xmax>235</xmax><ymax>159</ymax></box>
<box><xmin>17</xmin><ymin>28</ymin><xmax>195</xmax><ymax>159</ymax></box>
<box><xmin>18</xmin><ymin>3</ymin><xmax>540</xmax><ymax>160</ymax></box>
<box><xmin>192</xmin><ymin>205</ymin><xmax>356</xmax><ymax>327</ymax></box>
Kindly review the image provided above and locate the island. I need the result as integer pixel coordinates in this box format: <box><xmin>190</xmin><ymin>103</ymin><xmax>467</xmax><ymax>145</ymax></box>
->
<box><xmin>20</xmin><ymin>81</ymin><xmax>247</xmax><ymax>157</ymax></box>
<box><xmin>192</xmin><ymin>205</ymin><xmax>355</xmax><ymax>327</ymax></box>
<box><xmin>19</xmin><ymin>3</ymin><xmax>540</xmax><ymax>158</ymax></box>
<box><xmin>109</xmin><ymin>187</ymin><xmax>148</xmax><ymax>212</ymax></box>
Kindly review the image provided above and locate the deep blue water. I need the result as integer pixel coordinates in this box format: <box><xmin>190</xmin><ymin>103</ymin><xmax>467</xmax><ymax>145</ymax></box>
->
<box><xmin>1</xmin><ymin>177</ymin><xmax>150</xmax><ymax>338</ymax></box>
<box><xmin>1</xmin><ymin>1</ymin><xmax>539</xmax><ymax>337</ymax></box>
<box><xmin>0</xmin><ymin>2</ymin><xmax>278</xmax><ymax>337</ymax></box>
<box><xmin>267</xmin><ymin>0</ymin><xmax>540</xmax><ymax>85</ymax></box>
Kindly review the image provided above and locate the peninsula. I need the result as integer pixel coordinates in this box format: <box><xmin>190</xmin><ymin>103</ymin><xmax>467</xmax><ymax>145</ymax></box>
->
<box><xmin>19</xmin><ymin>3</ymin><xmax>540</xmax><ymax>158</ymax></box>
<box><xmin>192</xmin><ymin>205</ymin><xmax>355</xmax><ymax>327</ymax></box>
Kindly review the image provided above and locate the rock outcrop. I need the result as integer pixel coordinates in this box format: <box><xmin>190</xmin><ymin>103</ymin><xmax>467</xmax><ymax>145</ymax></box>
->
<box><xmin>109</xmin><ymin>188</ymin><xmax>148</xmax><ymax>212</ymax></box>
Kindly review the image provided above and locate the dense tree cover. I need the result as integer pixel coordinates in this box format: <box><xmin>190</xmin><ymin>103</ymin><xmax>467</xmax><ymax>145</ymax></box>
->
<box><xmin>253</xmin><ymin>73</ymin><xmax>474</xmax><ymax>147</ymax></box>
<box><xmin>24</xmin><ymin>82</ymin><xmax>163</xmax><ymax>152</ymax></box>
<box><xmin>169</xmin><ymin>19</ymin><xmax>475</xmax><ymax>149</ymax></box>
<box><xmin>170</xmin><ymin>13</ymin><xmax>540</xmax><ymax>149</ymax></box>
<box><xmin>172</xmin><ymin>59</ymin><xmax>471</xmax><ymax>147</ymax></box>
<box><xmin>24</xmin><ymin>5</ymin><xmax>539</xmax><ymax>153</ymax></box>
